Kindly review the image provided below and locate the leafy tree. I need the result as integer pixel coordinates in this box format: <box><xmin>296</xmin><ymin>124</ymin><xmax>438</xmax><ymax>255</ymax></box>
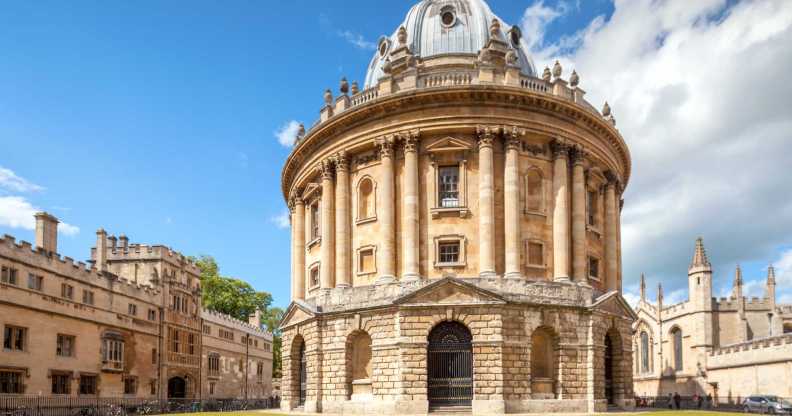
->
<box><xmin>262</xmin><ymin>307</ymin><xmax>284</xmax><ymax>378</ymax></box>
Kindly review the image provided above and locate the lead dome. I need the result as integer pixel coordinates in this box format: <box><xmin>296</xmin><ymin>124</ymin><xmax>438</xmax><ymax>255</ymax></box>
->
<box><xmin>364</xmin><ymin>0</ymin><xmax>537</xmax><ymax>87</ymax></box>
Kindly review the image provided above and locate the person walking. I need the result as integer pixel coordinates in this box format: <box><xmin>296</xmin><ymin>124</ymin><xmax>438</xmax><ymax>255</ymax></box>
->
<box><xmin>668</xmin><ymin>393</ymin><xmax>674</xmax><ymax>409</ymax></box>
<box><xmin>674</xmin><ymin>392</ymin><xmax>682</xmax><ymax>410</ymax></box>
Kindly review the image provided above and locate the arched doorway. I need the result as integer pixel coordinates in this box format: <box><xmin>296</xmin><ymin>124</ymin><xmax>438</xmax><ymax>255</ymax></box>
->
<box><xmin>427</xmin><ymin>321</ymin><xmax>473</xmax><ymax>409</ymax></box>
<box><xmin>168</xmin><ymin>376</ymin><xmax>186</xmax><ymax>399</ymax></box>
<box><xmin>299</xmin><ymin>342</ymin><xmax>307</xmax><ymax>406</ymax></box>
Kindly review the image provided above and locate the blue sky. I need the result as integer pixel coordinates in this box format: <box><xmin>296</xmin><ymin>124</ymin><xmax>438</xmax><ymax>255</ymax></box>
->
<box><xmin>2</xmin><ymin>0</ymin><xmax>791</xmax><ymax>309</ymax></box>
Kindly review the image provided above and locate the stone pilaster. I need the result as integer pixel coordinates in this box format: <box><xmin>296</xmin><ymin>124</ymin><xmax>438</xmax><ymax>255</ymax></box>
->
<box><xmin>319</xmin><ymin>159</ymin><xmax>335</xmax><ymax>290</ymax></box>
<box><xmin>402</xmin><ymin>131</ymin><xmax>421</xmax><ymax>281</ymax></box>
<box><xmin>571</xmin><ymin>148</ymin><xmax>587</xmax><ymax>284</ymax></box>
<box><xmin>604</xmin><ymin>171</ymin><xmax>618</xmax><ymax>292</ymax></box>
<box><xmin>504</xmin><ymin>127</ymin><xmax>523</xmax><ymax>279</ymax></box>
<box><xmin>290</xmin><ymin>194</ymin><xmax>306</xmax><ymax>300</ymax></box>
<box><xmin>476</xmin><ymin>126</ymin><xmax>497</xmax><ymax>278</ymax></box>
<box><xmin>334</xmin><ymin>151</ymin><xmax>351</xmax><ymax>288</ymax></box>
<box><xmin>376</xmin><ymin>136</ymin><xmax>396</xmax><ymax>283</ymax></box>
<box><xmin>551</xmin><ymin>140</ymin><xmax>571</xmax><ymax>281</ymax></box>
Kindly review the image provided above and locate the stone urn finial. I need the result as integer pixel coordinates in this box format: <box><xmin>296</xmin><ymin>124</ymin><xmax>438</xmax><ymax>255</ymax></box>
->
<box><xmin>490</xmin><ymin>18</ymin><xmax>501</xmax><ymax>38</ymax></box>
<box><xmin>542</xmin><ymin>66</ymin><xmax>551</xmax><ymax>82</ymax></box>
<box><xmin>569</xmin><ymin>70</ymin><xmax>579</xmax><ymax>87</ymax></box>
<box><xmin>324</xmin><ymin>89</ymin><xmax>333</xmax><ymax>105</ymax></box>
<box><xmin>382</xmin><ymin>57</ymin><xmax>392</xmax><ymax>74</ymax></box>
<box><xmin>602</xmin><ymin>101</ymin><xmax>611</xmax><ymax>117</ymax></box>
<box><xmin>506</xmin><ymin>49</ymin><xmax>518</xmax><ymax>65</ymax></box>
<box><xmin>552</xmin><ymin>60</ymin><xmax>562</xmax><ymax>79</ymax></box>
<box><xmin>351</xmin><ymin>81</ymin><xmax>359</xmax><ymax>95</ymax></box>
<box><xmin>397</xmin><ymin>26</ymin><xmax>408</xmax><ymax>45</ymax></box>
<box><xmin>340</xmin><ymin>77</ymin><xmax>349</xmax><ymax>95</ymax></box>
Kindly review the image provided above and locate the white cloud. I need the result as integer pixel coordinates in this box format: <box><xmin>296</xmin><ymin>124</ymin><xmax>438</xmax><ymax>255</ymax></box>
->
<box><xmin>338</xmin><ymin>30</ymin><xmax>377</xmax><ymax>50</ymax></box>
<box><xmin>270</xmin><ymin>209</ymin><xmax>290</xmax><ymax>229</ymax></box>
<box><xmin>0</xmin><ymin>167</ymin><xmax>44</xmax><ymax>193</ymax></box>
<box><xmin>0</xmin><ymin>196</ymin><xmax>79</xmax><ymax>236</ymax></box>
<box><xmin>523</xmin><ymin>0</ymin><xmax>792</xmax><ymax>298</ymax></box>
<box><xmin>274</xmin><ymin>120</ymin><xmax>302</xmax><ymax>147</ymax></box>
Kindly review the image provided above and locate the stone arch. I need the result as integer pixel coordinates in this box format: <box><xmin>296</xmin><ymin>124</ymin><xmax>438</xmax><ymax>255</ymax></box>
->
<box><xmin>356</xmin><ymin>176</ymin><xmax>376</xmax><ymax>220</ymax></box>
<box><xmin>345</xmin><ymin>330</ymin><xmax>372</xmax><ymax>400</ymax></box>
<box><xmin>426</xmin><ymin>320</ymin><xmax>473</xmax><ymax>408</ymax></box>
<box><xmin>524</xmin><ymin>166</ymin><xmax>545</xmax><ymax>213</ymax></box>
<box><xmin>604</xmin><ymin>325</ymin><xmax>627</xmax><ymax>406</ymax></box>
<box><xmin>530</xmin><ymin>325</ymin><xmax>559</xmax><ymax>399</ymax></box>
<box><xmin>287</xmin><ymin>334</ymin><xmax>307</xmax><ymax>407</ymax></box>
<box><xmin>669</xmin><ymin>325</ymin><xmax>683</xmax><ymax>372</ymax></box>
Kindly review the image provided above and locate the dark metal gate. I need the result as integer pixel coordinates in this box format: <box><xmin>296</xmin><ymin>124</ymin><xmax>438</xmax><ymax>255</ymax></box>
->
<box><xmin>298</xmin><ymin>343</ymin><xmax>307</xmax><ymax>406</ymax></box>
<box><xmin>427</xmin><ymin>321</ymin><xmax>473</xmax><ymax>408</ymax></box>
<box><xmin>604</xmin><ymin>334</ymin><xmax>614</xmax><ymax>405</ymax></box>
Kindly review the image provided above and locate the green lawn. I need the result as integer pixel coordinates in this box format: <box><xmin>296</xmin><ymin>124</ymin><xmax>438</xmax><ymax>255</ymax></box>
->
<box><xmin>163</xmin><ymin>410</ymin><xmax>741</xmax><ymax>416</ymax></box>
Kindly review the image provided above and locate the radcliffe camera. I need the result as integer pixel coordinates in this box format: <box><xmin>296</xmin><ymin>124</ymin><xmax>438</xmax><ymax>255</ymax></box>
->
<box><xmin>1</xmin><ymin>1</ymin><xmax>791</xmax><ymax>416</ymax></box>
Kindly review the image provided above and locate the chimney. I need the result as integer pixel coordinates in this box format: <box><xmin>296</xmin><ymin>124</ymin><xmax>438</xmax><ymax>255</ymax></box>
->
<box><xmin>34</xmin><ymin>212</ymin><xmax>59</xmax><ymax>253</ymax></box>
<box><xmin>96</xmin><ymin>228</ymin><xmax>108</xmax><ymax>271</ymax></box>
<box><xmin>119</xmin><ymin>234</ymin><xmax>129</xmax><ymax>251</ymax></box>
<box><xmin>249</xmin><ymin>309</ymin><xmax>262</xmax><ymax>329</ymax></box>
<box><xmin>108</xmin><ymin>235</ymin><xmax>117</xmax><ymax>251</ymax></box>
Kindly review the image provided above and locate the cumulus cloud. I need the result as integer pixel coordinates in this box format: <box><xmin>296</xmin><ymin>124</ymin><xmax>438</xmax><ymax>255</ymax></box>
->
<box><xmin>522</xmin><ymin>0</ymin><xmax>792</xmax><ymax>300</ymax></box>
<box><xmin>0</xmin><ymin>196</ymin><xmax>79</xmax><ymax>236</ymax></box>
<box><xmin>338</xmin><ymin>30</ymin><xmax>377</xmax><ymax>50</ymax></box>
<box><xmin>270</xmin><ymin>209</ymin><xmax>290</xmax><ymax>230</ymax></box>
<box><xmin>0</xmin><ymin>167</ymin><xmax>44</xmax><ymax>193</ymax></box>
<box><xmin>274</xmin><ymin>120</ymin><xmax>302</xmax><ymax>147</ymax></box>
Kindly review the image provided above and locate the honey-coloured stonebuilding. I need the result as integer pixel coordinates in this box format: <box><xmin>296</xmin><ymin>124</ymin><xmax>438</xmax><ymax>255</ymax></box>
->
<box><xmin>0</xmin><ymin>213</ymin><xmax>273</xmax><ymax>400</ymax></box>
<box><xmin>278</xmin><ymin>0</ymin><xmax>636</xmax><ymax>413</ymax></box>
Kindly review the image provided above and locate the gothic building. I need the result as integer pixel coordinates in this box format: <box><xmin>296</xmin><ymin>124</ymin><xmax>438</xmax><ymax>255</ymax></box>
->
<box><xmin>633</xmin><ymin>238</ymin><xmax>792</xmax><ymax>402</ymax></box>
<box><xmin>0</xmin><ymin>213</ymin><xmax>273</xmax><ymax>399</ymax></box>
<box><xmin>278</xmin><ymin>0</ymin><xmax>635</xmax><ymax>413</ymax></box>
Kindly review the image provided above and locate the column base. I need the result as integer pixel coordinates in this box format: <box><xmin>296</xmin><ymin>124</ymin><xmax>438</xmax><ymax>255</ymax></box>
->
<box><xmin>401</xmin><ymin>273</ymin><xmax>421</xmax><ymax>282</ymax></box>
<box><xmin>479</xmin><ymin>271</ymin><xmax>497</xmax><ymax>279</ymax></box>
<box><xmin>374</xmin><ymin>275</ymin><xmax>395</xmax><ymax>285</ymax></box>
<box><xmin>336</xmin><ymin>283</ymin><xmax>351</xmax><ymax>288</ymax></box>
<box><xmin>553</xmin><ymin>275</ymin><xmax>571</xmax><ymax>283</ymax></box>
<box><xmin>504</xmin><ymin>271</ymin><xmax>523</xmax><ymax>279</ymax></box>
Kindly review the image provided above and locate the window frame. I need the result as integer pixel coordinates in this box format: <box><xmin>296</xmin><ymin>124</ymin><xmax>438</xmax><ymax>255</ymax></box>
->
<box><xmin>27</xmin><ymin>274</ymin><xmax>43</xmax><ymax>291</ymax></box>
<box><xmin>308</xmin><ymin>262</ymin><xmax>320</xmax><ymax>289</ymax></box>
<box><xmin>123</xmin><ymin>376</ymin><xmax>138</xmax><ymax>395</ymax></box>
<box><xmin>56</xmin><ymin>334</ymin><xmax>75</xmax><ymax>357</ymax></box>
<box><xmin>3</xmin><ymin>325</ymin><xmax>26</xmax><ymax>352</ymax></box>
<box><xmin>437</xmin><ymin>165</ymin><xmax>461</xmax><ymax>208</ymax></box>
<box><xmin>427</xmin><ymin>146</ymin><xmax>469</xmax><ymax>218</ymax></box>
<box><xmin>1</xmin><ymin>266</ymin><xmax>19</xmax><ymax>286</ymax></box>
<box><xmin>433</xmin><ymin>235</ymin><xmax>467</xmax><ymax>268</ymax></box>
<box><xmin>355</xmin><ymin>176</ymin><xmax>377</xmax><ymax>224</ymax></box>
<box><xmin>51</xmin><ymin>372</ymin><xmax>71</xmax><ymax>395</ymax></box>
<box><xmin>61</xmin><ymin>283</ymin><xmax>74</xmax><ymax>300</ymax></box>
<box><xmin>82</xmin><ymin>289</ymin><xmax>95</xmax><ymax>305</ymax></box>
<box><xmin>523</xmin><ymin>166</ymin><xmax>546</xmax><ymax>215</ymax></box>
<box><xmin>588</xmin><ymin>256</ymin><xmax>600</xmax><ymax>281</ymax></box>
<box><xmin>0</xmin><ymin>369</ymin><xmax>25</xmax><ymax>394</ymax></box>
<box><xmin>78</xmin><ymin>374</ymin><xmax>97</xmax><ymax>396</ymax></box>
<box><xmin>525</xmin><ymin>239</ymin><xmax>546</xmax><ymax>268</ymax></box>
<box><xmin>356</xmin><ymin>245</ymin><xmax>377</xmax><ymax>276</ymax></box>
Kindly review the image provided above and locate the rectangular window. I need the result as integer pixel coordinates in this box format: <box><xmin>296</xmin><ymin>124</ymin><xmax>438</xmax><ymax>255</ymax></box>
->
<box><xmin>238</xmin><ymin>359</ymin><xmax>243</xmax><ymax>372</ymax></box>
<box><xmin>150</xmin><ymin>380</ymin><xmax>157</xmax><ymax>395</ymax></box>
<box><xmin>27</xmin><ymin>274</ymin><xmax>43</xmax><ymax>291</ymax></box>
<box><xmin>311</xmin><ymin>202</ymin><xmax>320</xmax><ymax>240</ymax></box>
<box><xmin>589</xmin><ymin>257</ymin><xmax>600</xmax><ymax>280</ymax></box>
<box><xmin>527</xmin><ymin>242</ymin><xmax>544</xmax><ymax>266</ymax></box>
<box><xmin>61</xmin><ymin>283</ymin><xmax>74</xmax><ymax>300</ymax></box>
<box><xmin>256</xmin><ymin>362</ymin><xmax>263</xmax><ymax>376</ymax></box>
<box><xmin>438</xmin><ymin>166</ymin><xmax>460</xmax><ymax>208</ymax></box>
<box><xmin>188</xmin><ymin>333</ymin><xmax>195</xmax><ymax>355</ymax></box>
<box><xmin>1</xmin><ymin>266</ymin><xmax>18</xmax><ymax>285</ymax></box>
<box><xmin>438</xmin><ymin>242</ymin><xmax>460</xmax><ymax>264</ymax></box>
<box><xmin>102</xmin><ymin>339</ymin><xmax>124</xmax><ymax>365</ymax></box>
<box><xmin>148</xmin><ymin>309</ymin><xmax>157</xmax><ymax>321</ymax></box>
<box><xmin>57</xmin><ymin>334</ymin><xmax>75</xmax><ymax>357</ymax></box>
<box><xmin>79</xmin><ymin>375</ymin><xmax>97</xmax><ymax>395</ymax></box>
<box><xmin>170</xmin><ymin>328</ymin><xmax>180</xmax><ymax>353</ymax></box>
<box><xmin>310</xmin><ymin>266</ymin><xmax>319</xmax><ymax>288</ymax></box>
<box><xmin>587</xmin><ymin>190</ymin><xmax>598</xmax><ymax>226</ymax></box>
<box><xmin>3</xmin><ymin>325</ymin><xmax>26</xmax><ymax>351</ymax></box>
<box><xmin>128</xmin><ymin>304</ymin><xmax>137</xmax><ymax>316</ymax></box>
<box><xmin>208</xmin><ymin>354</ymin><xmax>220</xmax><ymax>374</ymax></box>
<box><xmin>358</xmin><ymin>248</ymin><xmax>375</xmax><ymax>274</ymax></box>
<box><xmin>0</xmin><ymin>370</ymin><xmax>24</xmax><ymax>394</ymax></box>
<box><xmin>209</xmin><ymin>382</ymin><xmax>215</xmax><ymax>395</ymax></box>
<box><xmin>152</xmin><ymin>348</ymin><xmax>157</xmax><ymax>365</ymax></box>
<box><xmin>124</xmin><ymin>377</ymin><xmax>137</xmax><ymax>395</ymax></box>
<box><xmin>82</xmin><ymin>290</ymin><xmax>94</xmax><ymax>305</ymax></box>
<box><xmin>203</xmin><ymin>324</ymin><xmax>211</xmax><ymax>335</ymax></box>
<box><xmin>51</xmin><ymin>373</ymin><xmax>70</xmax><ymax>395</ymax></box>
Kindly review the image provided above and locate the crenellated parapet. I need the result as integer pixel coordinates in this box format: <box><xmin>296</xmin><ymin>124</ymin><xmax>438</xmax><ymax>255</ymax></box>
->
<box><xmin>201</xmin><ymin>308</ymin><xmax>273</xmax><ymax>340</ymax></box>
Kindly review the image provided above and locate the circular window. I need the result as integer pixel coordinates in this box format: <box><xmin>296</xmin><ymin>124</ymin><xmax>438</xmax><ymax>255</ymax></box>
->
<box><xmin>378</xmin><ymin>38</ymin><xmax>390</xmax><ymax>57</ymax></box>
<box><xmin>440</xmin><ymin>7</ymin><xmax>456</xmax><ymax>28</ymax></box>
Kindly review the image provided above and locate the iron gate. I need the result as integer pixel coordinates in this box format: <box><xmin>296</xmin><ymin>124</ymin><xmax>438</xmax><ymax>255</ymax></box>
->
<box><xmin>299</xmin><ymin>343</ymin><xmax>307</xmax><ymax>406</ymax></box>
<box><xmin>604</xmin><ymin>334</ymin><xmax>614</xmax><ymax>405</ymax></box>
<box><xmin>427</xmin><ymin>321</ymin><xmax>473</xmax><ymax>407</ymax></box>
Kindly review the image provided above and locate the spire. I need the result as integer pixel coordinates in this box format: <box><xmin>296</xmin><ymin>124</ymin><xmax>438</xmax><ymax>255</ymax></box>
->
<box><xmin>690</xmin><ymin>237</ymin><xmax>711</xmax><ymax>269</ymax></box>
<box><xmin>657</xmin><ymin>283</ymin><xmax>664</xmax><ymax>306</ymax></box>
<box><xmin>732</xmin><ymin>264</ymin><xmax>743</xmax><ymax>299</ymax></box>
<box><xmin>767</xmin><ymin>264</ymin><xmax>776</xmax><ymax>285</ymax></box>
<box><xmin>640</xmin><ymin>273</ymin><xmax>646</xmax><ymax>302</ymax></box>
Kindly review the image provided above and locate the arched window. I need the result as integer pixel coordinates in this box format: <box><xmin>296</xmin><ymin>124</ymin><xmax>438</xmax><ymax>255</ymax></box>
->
<box><xmin>640</xmin><ymin>331</ymin><xmax>649</xmax><ymax>373</ymax></box>
<box><xmin>525</xmin><ymin>169</ymin><xmax>543</xmax><ymax>213</ymax></box>
<box><xmin>671</xmin><ymin>328</ymin><xmax>683</xmax><ymax>371</ymax></box>
<box><xmin>347</xmin><ymin>331</ymin><xmax>372</xmax><ymax>398</ymax></box>
<box><xmin>357</xmin><ymin>177</ymin><xmax>375</xmax><ymax>220</ymax></box>
<box><xmin>530</xmin><ymin>326</ymin><xmax>557</xmax><ymax>399</ymax></box>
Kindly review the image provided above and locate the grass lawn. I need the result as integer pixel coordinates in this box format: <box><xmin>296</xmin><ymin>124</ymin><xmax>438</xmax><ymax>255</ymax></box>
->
<box><xmin>163</xmin><ymin>410</ymin><xmax>742</xmax><ymax>416</ymax></box>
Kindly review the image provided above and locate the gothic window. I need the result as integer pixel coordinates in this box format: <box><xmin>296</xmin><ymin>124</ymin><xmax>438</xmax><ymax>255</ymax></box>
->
<box><xmin>188</xmin><ymin>333</ymin><xmax>196</xmax><ymax>355</ymax></box>
<box><xmin>57</xmin><ymin>334</ymin><xmax>75</xmax><ymax>357</ymax></box>
<box><xmin>103</xmin><ymin>337</ymin><xmax>125</xmax><ymax>366</ymax></box>
<box><xmin>357</xmin><ymin>177</ymin><xmax>376</xmax><ymax>221</ymax></box>
<box><xmin>525</xmin><ymin>168</ymin><xmax>544</xmax><ymax>213</ymax></box>
<box><xmin>640</xmin><ymin>331</ymin><xmax>649</xmax><ymax>373</ymax></box>
<box><xmin>438</xmin><ymin>166</ymin><xmax>460</xmax><ymax>208</ymax></box>
<box><xmin>671</xmin><ymin>327</ymin><xmax>683</xmax><ymax>372</ymax></box>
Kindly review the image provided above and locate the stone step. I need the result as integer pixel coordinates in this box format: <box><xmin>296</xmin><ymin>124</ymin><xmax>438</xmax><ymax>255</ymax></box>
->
<box><xmin>429</xmin><ymin>405</ymin><xmax>472</xmax><ymax>414</ymax></box>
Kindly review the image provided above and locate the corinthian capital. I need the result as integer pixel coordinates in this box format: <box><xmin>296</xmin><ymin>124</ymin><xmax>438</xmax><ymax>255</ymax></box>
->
<box><xmin>569</xmin><ymin>145</ymin><xmax>587</xmax><ymax>166</ymax></box>
<box><xmin>318</xmin><ymin>159</ymin><xmax>334</xmax><ymax>180</ymax></box>
<box><xmin>604</xmin><ymin>170</ymin><xmax>621</xmax><ymax>189</ymax></box>
<box><xmin>476</xmin><ymin>125</ymin><xmax>499</xmax><ymax>149</ymax></box>
<box><xmin>375</xmin><ymin>135</ymin><xmax>395</xmax><ymax>158</ymax></box>
<box><xmin>550</xmin><ymin>139</ymin><xmax>570</xmax><ymax>159</ymax></box>
<box><xmin>503</xmin><ymin>125</ymin><xmax>525</xmax><ymax>151</ymax></box>
<box><xmin>333</xmin><ymin>150</ymin><xmax>349</xmax><ymax>172</ymax></box>
<box><xmin>401</xmin><ymin>129</ymin><xmax>421</xmax><ymax>153</ymax></box>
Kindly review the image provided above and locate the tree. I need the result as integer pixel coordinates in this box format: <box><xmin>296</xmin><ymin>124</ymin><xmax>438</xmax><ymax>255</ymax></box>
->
<box><xmin>262</xmin><ymin>307</ymin><xmax>284</xmax><ymax>378</ymax></box>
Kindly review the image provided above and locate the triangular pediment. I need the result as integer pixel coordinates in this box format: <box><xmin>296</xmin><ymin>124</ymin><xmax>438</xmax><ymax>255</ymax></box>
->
<box><xmin>301</xmin><ymin>183</ymin><xmax>320</xmax><ymax>200</ymax></box>
<box><xmin>278</xmin><ymin>300</ymin><xmax>317</xmax><ymax>330</ymax></box>
<box><xmin>591</xmin><ymin>291</ymin><xmax>638</xmax><ymax>320</ymax></box>
<box><xmin>425</xmin><ymin>137</ymin><xmax>473</xmax><ymax>153</ymax></box>
<box><xmin>394</xmin><ymin>277</ymin><xmax>506</xmax><ymax>306</ymax></box>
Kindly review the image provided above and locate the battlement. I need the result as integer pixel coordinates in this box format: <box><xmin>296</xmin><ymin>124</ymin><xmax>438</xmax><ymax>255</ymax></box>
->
<box><xmin>662</xmin><ymin>300</ymin><xmax>689</xmax><ymax>315</ymax></box>
<box><xmin>713</xmin><ymin>296</ymin><xmax>773</xmax><ymax>312</ymax></box>
<box><xmin>1</xmin><ymin>234</ymin><xmax>160</xmax><ymax>299</ymax></box>
<box><xmin>710</xmin><ymin>334</ymin><xmax>792</xmax><ymax>356</ymax></box>
<box><xmin>92</xmin><ymin>240</ymin><xmax>201</xmax><ymax>275</ymax></box>
<box><xmin>201</xmin><ymin>308</ymin><xmax>272</xmax><ymax>340</ymax></box>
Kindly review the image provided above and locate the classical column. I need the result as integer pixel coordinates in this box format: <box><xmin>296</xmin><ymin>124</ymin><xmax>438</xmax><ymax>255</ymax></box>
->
<box><xmin>402</xmin><ymin>131</ymin><xmax>421</xmax><ymax>281</ymax></box>
<box><xmin>290</xmin><ymin>195</ymin><xmax>306</xmax><ymax>300</ymax></box>
<box><xmin>503</xmin><ymin>127</ymin><xmax>522</xmax><ymax>279</ymax></box>
<box><xmin>476</xmin><ymin>126</ymin><xmax>496</xmax><ymax>278</ymax></box>
<box><xmin>376</xmin><ymin>136</ymin><xmax>396</xmax><ymax>283</ymax></box>
<box><xmin>319</xmin><ymin>159</ymin><xmax>335</xmax><ymax>290</ymax></box>
<box><xmin>551</xmin><ymin>140</ymin><xmax>571</xmax><ymax>281</ymax></box>
<box><xmin>334</xmin><ymin>151</ymin><xmax>351</xmax><ymax>288</ymax></box>
<box><xmin>571</xmin><ymin>148</ymin><xmax>587</xmax><ymax>284</ymax></box>
<box><xmin>604</xmin><ymin>172</ymin><xmax>618</xmax><ymax>291</ymax></box>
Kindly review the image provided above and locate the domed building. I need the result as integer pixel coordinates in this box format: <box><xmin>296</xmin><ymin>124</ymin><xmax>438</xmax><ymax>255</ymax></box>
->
<box><xmin>278</xmin><ymin>0</ymin><xmax>635</xmax><ymax>414</ymax></box>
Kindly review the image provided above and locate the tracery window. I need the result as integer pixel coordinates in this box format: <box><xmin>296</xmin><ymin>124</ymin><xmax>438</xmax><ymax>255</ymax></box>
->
<box><xmin>671</xmin><ymin>327</ymin><xmax>683</xmax><ymax>372</ymax></box>
<box><xmin>640</xmin><ymin>331</ymin><xmax>649</xmax><ymax>373</ymax></box>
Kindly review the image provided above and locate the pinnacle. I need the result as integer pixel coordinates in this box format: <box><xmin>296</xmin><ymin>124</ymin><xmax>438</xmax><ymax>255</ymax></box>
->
<box><xmin>690</xmin><ymin>237</ymin><xmax>711</xmax><ymax>269</ymax></box>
